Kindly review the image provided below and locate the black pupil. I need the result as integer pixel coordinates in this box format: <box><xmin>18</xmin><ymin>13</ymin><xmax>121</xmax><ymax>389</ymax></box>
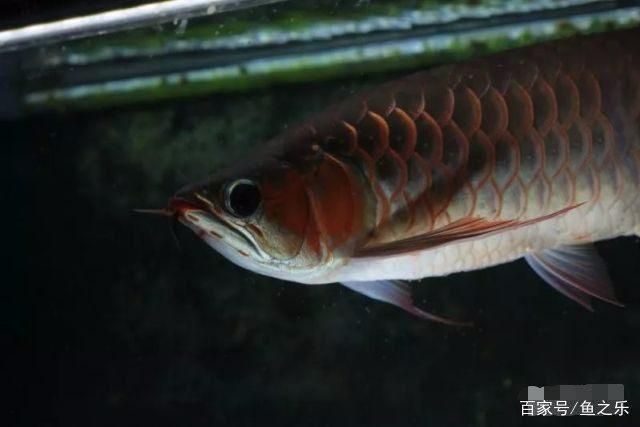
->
<box><xmin>228</xmin><ymin>181</ymin><xmax>261</xmax><ymax>217</ymax></box>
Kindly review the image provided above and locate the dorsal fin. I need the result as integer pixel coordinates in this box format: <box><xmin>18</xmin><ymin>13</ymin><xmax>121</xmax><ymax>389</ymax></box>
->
<box><xmin>354</xmin><ymin>204</ymin><xmax>583</xmax><ymax>258</ymax></box>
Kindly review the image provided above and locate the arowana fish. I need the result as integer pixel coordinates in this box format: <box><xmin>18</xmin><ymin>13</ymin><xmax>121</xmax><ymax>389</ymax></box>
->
<box><xmin>146</xmin><ymin>28</ymin><xmax>640</xmax><ymax>323</ymax></box>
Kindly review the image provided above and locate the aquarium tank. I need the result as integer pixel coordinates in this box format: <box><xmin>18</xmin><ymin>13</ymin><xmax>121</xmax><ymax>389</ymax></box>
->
<box><xmin>3</xmin><ymin>0</ymin><xmax>639</xmax><ymax>425</ymax></box>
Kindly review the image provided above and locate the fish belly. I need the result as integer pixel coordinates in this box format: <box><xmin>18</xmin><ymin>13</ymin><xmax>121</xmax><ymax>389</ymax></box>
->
<box><xmin>337</xmin><ymin>195</ymin><xmax>640</xmax><ymax>282</ymax></box>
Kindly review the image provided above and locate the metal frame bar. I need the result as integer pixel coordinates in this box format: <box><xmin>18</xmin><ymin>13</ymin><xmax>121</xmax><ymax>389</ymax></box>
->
<box><xmin>0</xmin><ymin>0</ymin><xmax>284</xmax><ymax>52</ymax></box>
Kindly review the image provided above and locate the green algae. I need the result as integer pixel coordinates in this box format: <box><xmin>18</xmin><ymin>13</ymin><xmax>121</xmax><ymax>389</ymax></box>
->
<box><xmin>22</xmin><ymin>0</ymin><xmax>640</xmax><ymax>113</ymax></box>
<box><xmin>42</xmin><ymin>0</ymin><xmax>588</xmax><ymax>62</ymax></box>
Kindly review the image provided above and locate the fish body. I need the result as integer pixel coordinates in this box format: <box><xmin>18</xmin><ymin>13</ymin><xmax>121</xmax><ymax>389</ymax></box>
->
<box><xmin>167</xmin><ymin>28</ymin><xmax>640</xmax><ymax>320</ymax></box>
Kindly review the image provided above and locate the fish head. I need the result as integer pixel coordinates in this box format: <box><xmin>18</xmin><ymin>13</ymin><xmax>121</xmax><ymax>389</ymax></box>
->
<box><xmin>169</xmin><ymin>158</ymin><xmax>341</xmax><ymax>283</ymax></box>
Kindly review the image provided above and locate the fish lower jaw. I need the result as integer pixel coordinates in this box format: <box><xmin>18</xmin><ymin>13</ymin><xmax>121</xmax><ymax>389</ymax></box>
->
<box><xmin>195</xmin><ymin>231</ymin><xmax>340</xmax><ymax>284</ymax></box>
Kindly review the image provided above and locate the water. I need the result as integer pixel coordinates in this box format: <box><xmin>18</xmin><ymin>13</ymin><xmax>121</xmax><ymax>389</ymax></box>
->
<box><xmin>4</xmin><ymin>1</ymin><xmax>640</xmax><ymax>425</ymax></box>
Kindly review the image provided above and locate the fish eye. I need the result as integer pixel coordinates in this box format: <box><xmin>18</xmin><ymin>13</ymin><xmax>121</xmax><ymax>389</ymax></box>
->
<box><xmin>224</xmin><ymin>179</ymin><xmax>261</xmax><ymax>218</ymax></box>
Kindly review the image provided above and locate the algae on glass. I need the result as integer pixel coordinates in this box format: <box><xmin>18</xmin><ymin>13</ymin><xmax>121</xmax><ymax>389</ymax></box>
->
<box><xmin>21</xmin><ymin>0</ymin><xmax>640</xmax><ymax>111</ymax></box>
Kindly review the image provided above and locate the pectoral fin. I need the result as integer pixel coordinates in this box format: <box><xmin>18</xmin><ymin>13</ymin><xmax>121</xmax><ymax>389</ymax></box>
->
<box><xmin>340</xmin><ymin>280</ymin><xmax>471</xmax><ymax>326</ymax></box>
<box><xmin>524</xmin><ymin>244</ymin><xmax>624</xmax><ymax>310</ymax></box>
<box><xmin>354</xmin><ymin>204</ymin><xmax>582</xmax><ymax>258</ymax></box>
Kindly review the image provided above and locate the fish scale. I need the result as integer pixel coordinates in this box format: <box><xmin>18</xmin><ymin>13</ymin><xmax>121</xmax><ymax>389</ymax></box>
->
<box><xmin>297</xmin><ymin>28</ymin><xmax>640</xmax><ymax>251</ymax></box>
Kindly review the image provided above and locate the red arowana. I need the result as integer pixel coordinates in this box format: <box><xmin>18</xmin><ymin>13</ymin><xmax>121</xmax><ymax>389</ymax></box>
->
<box><xmin>151</xmin><ymin>28</ymin><xmax>640</xmax><ymax>322</ymax></box>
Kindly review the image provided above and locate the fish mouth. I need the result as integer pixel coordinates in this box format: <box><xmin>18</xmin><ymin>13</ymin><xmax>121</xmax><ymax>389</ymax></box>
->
<box><xmin>169</xmin><ymin>195</ymin><xmax>269</xmax><ymax>262</ymax></box>
<box><xmin>134</xmin><ymin>196</ymin><xmax>209</xmax><ymax>218</ymax></box>
<box><xmin>169</xmin><ymin>196</ymin><xmax>208</xmax><ymax>214</ymax></box>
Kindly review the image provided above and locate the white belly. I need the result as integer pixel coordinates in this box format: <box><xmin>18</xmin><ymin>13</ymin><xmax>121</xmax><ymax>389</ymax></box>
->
<box><xmin>333</xmin><ymin>195</ymin><xmax>640</xmax><ymax>282</ymax></box>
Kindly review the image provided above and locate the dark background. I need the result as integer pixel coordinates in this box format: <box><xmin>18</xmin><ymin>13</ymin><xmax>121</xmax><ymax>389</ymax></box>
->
<box><xmin>3</xmin><ymin>1</ymin><xmax>640</xmax><ymax>426</ymax></box>
<box><xmin>4</xmin><ymin>80</ymin><xmax>640</xmax><ymax>427</ymax></box>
